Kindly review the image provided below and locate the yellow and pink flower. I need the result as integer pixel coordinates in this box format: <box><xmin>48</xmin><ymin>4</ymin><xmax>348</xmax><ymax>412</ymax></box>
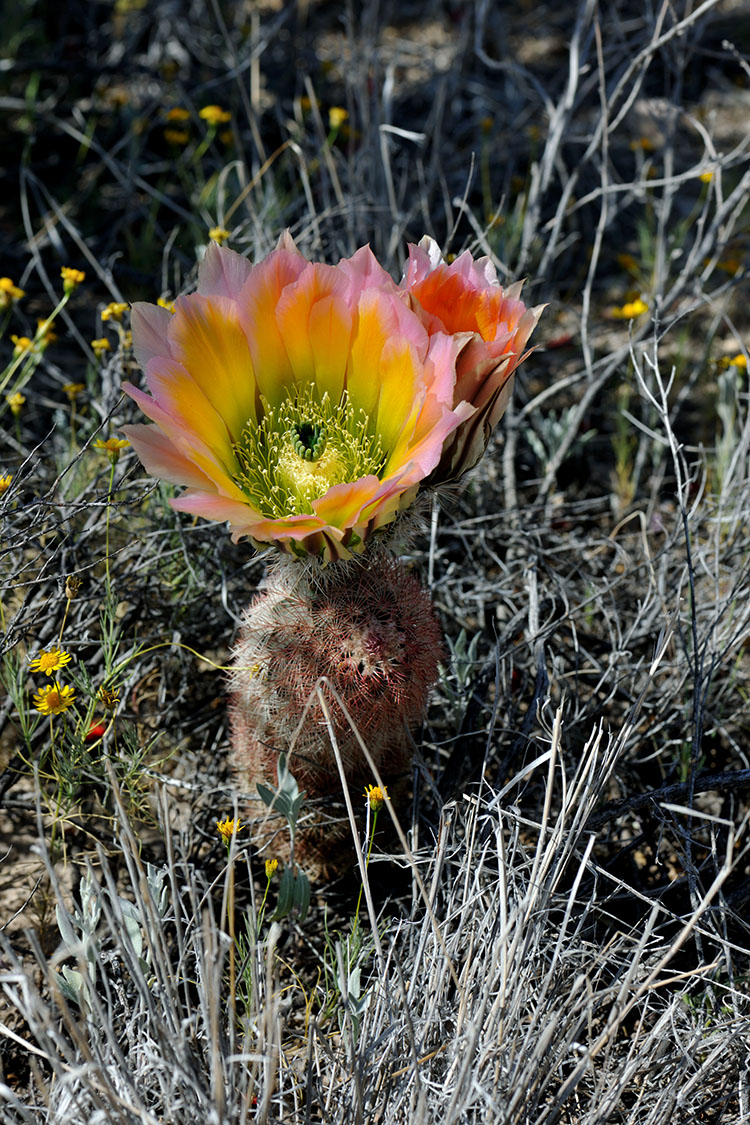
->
<box><xmin>123</xmin><ymin>234</ymin><xmax>541</xmax><ymax>562</ymax></box>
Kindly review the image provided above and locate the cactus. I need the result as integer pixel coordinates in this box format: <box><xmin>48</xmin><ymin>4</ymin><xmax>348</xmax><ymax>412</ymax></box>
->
<box><xmin>229</xmin><ymin>555</ymin><xmax>442</xmax><ymax>876</ymax></box>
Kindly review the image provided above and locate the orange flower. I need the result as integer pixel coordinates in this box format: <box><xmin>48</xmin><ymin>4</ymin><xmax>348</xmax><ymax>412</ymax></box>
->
<box><xmin>400</xmin><ymin>237</ymin><xmax>544</xmax><ymax>480</ymax></box>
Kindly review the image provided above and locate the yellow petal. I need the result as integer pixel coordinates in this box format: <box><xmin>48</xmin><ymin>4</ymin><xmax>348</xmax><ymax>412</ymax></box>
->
<box><xmin>238</xmin><ymin>248</ymin><xmax>307</xmax><ymax>408</ymax></box>
<box><xmin>168</xmin><ymin>294</ymin><xmax>257</xmax><ymax>437</ymax></box>
<box><xmin>275</xmin><ymin>264</ymin><xmax>353</xmax><ymax>402</ymax></box>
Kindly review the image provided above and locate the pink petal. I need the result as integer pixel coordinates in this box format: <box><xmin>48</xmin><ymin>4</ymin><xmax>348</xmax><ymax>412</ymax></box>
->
<box><xmin>197</xmin><ymin>242</ymin><xmax>253</xmax><ymax>299</ymax></box>
<box><xmin>170</xmin><ymin>489</ymin><xmax>261</xmax><ymax>527</ymax></box>
<box><xmin>120</xmin><ymin>423</ymin><xmax>215</xmax><ymax>489</ymax></box>
<box><xmin>401</xmin><ymin>236</ymin><xmax>443</xmax><ymax>286</ymax></box>
<box><xmin>122</xmin><ymin>381</ymin><xmax>246</xmax><ymax>500</ymax></box>
<box><xmin>338</xmin><ymin>245</ymin><xmax>397</xmax><ymax>296</ymax></box>
<box><xmin>312</xmin><ymin>475</ymin><xmax>384</xmax><ymax>527</ymax></box>
<box><xmin>131</xmin><ymin>303</ymin><xmax>174</xmax><ymax>369</ymax></box>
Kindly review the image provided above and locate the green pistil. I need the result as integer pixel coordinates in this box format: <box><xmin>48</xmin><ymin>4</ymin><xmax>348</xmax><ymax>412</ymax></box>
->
<box><xmin>292</xmin><ymin>421</ymin><xmax>326</xmax><ymax>461</ymax></box>
<box><xmin>233</xmin><ymin>385</ymin><xmax>386</xmax><ymax>518</ymax></box>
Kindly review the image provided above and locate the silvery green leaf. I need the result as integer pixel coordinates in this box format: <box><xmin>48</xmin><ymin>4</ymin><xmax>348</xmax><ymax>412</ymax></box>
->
<box><xmin>79</xmin><ymin>872</ymin><xmax>101</xmax><ymax>932</ymax></box>
<box><xmin>57</xmin><ymin>967</ymin><xmax>86</xmax><ymax>1007</ymax></box>
<box><xmin>118</xmin><ymin>899</ymin><xmax>144</xmax><ymax>959</ymax></box>
<box><xmin>273</xmin><ymin>866</ymin><xmax>295</xmax><ymax>920</ymax></box>
<box><xmin>256</xmin><ymin>782</ymin><xmax>280</xmax><ymax>811</ymax></box>
<box><xmin>146</xmin><ymin>863</ymin><xmax>169</xmax><ymax>917</ymax></box>
<box><xmin>55</xmin><ymin>904</ymin><xmax>78</xmax><ymax>951</ymax></box>
<box><xmin>293</xmin><ymin>870</ymin><xmax>310</xmax><ymax>922</ymax></box>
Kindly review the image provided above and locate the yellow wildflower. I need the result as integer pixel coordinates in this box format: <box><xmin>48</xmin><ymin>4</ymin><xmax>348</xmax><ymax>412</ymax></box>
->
<box><xmin>36</xmin><ymin>318</ymin><xmax>57</xmax><ymax>345</ymax></box>
<box><xmin>164</xmin><ymin>128</ymin><xmax>190</xmax><ymax>145</ymax></box>
<box><xmin>0</xmin><ymin>277</ymin><xmax>25</xmax><ymax>308</ymax></box>
<box><xmin>364</xmin><ymin>784</ymin><xmax>388</xmax><ymax>812</ymax></box>
<box><xmin>208</xmin><ymin>227</ymin><xmax>230</xmax><ymax>245</ymax></box>
<box><xmin>165</xmin><ymin>106</ymin><xmax>190</xmax><ymax>122</ymax></box>
<box><xmin>328</xmin><ymin>106</ymin><xmax>348</xmax><ymax>129</ymax></box>
<box><xmin>629</xmin><ymin>137</ymin><xmax>656</xmax><ymax>152</ymax></box>
<box><xmin>94</xmin><ymin>436</ymin><xmax>129</xmax><ymax>464</ymax></box>
<box><xmin>30</xmin><ymin>648</ymin><xmax>72</xmax><ymax>677</ymax></box>
<box><xmin>265</xmin><ymin>858</ymin><xmax>279</xmax><ymax>879</ymax></box>
<box><xmin>0</xmin><ymin>473</ymin><xmax>12</xmax><ymax>495</ymax></box>
<box><xmin>729</xmin><ymin>353</ymin><xmax>748</xmax><ymax>370</ymax></box>
<box><xmin>98</xmin><ymin>685</ymin><xmax>120</xmax><ymax>710</ymax></box>
<box><xmin>101</xmin><ymin>301</ymin><xmax>129</xmax><ymax>322</ymax></box>
<box><xmin>62</xmin><ymin>382</ymin><xmax>85</xmax><ymax>402</ymax></box>
<box><xmin>199</xmin><ymin>104</ymin><xmax>231</xmax><ymax>126</ymax></box>
<box><xmin>610</xmin><ymin>298</ymin><xmax>649</xmax><ymax>320</ymax></box>
<box><xmin>6</xmin><ymin>391</ymin><xmax>26</xmax><ymax>415</ymax></box>
<box><xmin>93</xmin><ymin>432</ymin><xmax>129</xmax><ymax>463</ymax></box>
<box><xmin>10</xmin><ymin>336</ymin><xmax>33</xmax><ymax>358</ymax></box>
<box><xmin>61</xmin><ymin>267</ymin><xmax>85</xmax><ymax>294</ymax></box>
<box><xmin>699</xmin><ymin>170</ymin><xmax>713</xmax><ymax>183</ymax></box>
<box><xmin>33</xmin><ymin>683</ymin><xmax>76</xmax><ymax>716</ymax></box>
<box><xmin>157</xmin><ymin>297</ymin><xmax>176</xmax><ymax>313</ymax></box>
<box><xmin>91</xmin><ymin>337</ymin><xmax>112</xmax><ymax>359</ymax></box>
<box><xmin>216</xmin><ymin>816</ymin><xmax>242</xmax><ymax>843</ymax></box>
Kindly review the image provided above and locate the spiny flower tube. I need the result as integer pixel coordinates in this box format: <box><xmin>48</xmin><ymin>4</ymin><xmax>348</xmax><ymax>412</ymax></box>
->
<box><xmin>122</xmin><ymin>235</ymin><xmax>541</xmax><ymax>563</ymax></box>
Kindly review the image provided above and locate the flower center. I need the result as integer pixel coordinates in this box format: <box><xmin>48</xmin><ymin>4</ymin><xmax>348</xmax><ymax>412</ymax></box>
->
<box><xmin>233</xmin><ymin>385</ymin><xmax>386</xmax><ymax>519</ymax></box>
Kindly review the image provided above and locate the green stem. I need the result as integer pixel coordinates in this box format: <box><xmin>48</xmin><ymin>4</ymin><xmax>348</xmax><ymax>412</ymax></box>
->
<box><xmin>257</xmin><ymin>873</ymin><xmax>273</xmax><ymax>936</ymax></box>
<box><xmin>352</xmin><ymin>808</ymin><xmax>379</xmax><ymax>938</ymax></box>
<box><xmin>105</xmin><ymin>460</ymin><xmax>115</xmax><ymax>598</ymax></box>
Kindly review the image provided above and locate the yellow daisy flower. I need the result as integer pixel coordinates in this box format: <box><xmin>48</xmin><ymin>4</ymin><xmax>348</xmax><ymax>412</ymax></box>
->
<box><xmin>9</xmin><ymin>336</ymin><xmax>33</xmax><ymax>359</ymax></box>
<box><xmin>61</xmin><ymin>267</ymin><xmax>85</xmax><ymax>294</ymax></box>
<box><xmin>6</xmin><ymin>391</ymin><xmax>26</xmax><ymax>414</ymax></box>
<box><xmin>216</xmin><ymin>816</ymin><xmax>242</xmax><ymax>842</ymax></box>
<box><xmin>91</xmin><ymin>338</ymin><xmax>112</xmax><ymax>359</ymax></box>
<box><xmin>101</xmin><ymin>302</ymin><xmax>129</xmax><ymax>322</ymax></box>
<box><xmin>62</xmin><ymin>382</ymin><xmax>86</xmax><ymax>402</ymax></box>
<box><xmin>0</xmin><ymin>277</ymin><xmax>25</xmax><ymax>308</ymax></box>
<box><xmin>364</xmin><ymin>784</ymin><xmax>388</xmax><ymax>812</ymax></box>
<box><xmin>94</xmin><ymin>436</ymin><xmax>130</xmax><ymax>463</ymax></box>
<box><xmin>328</xmin><ymin>106</ymin><xmax>348</xmax><ymax>129</ymax></box>
<box><xmin>610</xmin><ymin>298</ymin><xmax>649</xmax><ymax>320</ymax></box>
<box><xmin>33</xmin><ymin>683</ymin><xmax>76</xmax><ymax>716</ymax></box>
<box><xmin>29</xmin><ymin>648</ymin><xmax>72</xmax><ymax>677</ymax></box>
<box><xmin>199</xmin><ymin>104</ymin><xmax>231</xmax><ymax>126</ymax></box>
